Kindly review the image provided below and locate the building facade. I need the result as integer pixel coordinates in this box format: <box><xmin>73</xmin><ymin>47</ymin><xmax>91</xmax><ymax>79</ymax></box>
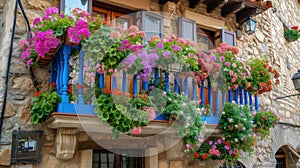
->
<box><xmin>0</xmin><ymin>0</ymin><xmax>300</xmax><ymax>167</ymax></box>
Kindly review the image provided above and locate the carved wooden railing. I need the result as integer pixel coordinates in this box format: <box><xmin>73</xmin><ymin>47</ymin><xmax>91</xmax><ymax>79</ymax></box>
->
<box><xmin>50</xmin><ymin>45</ymin><xmax>259</xmax><ymax>125</ymax></box>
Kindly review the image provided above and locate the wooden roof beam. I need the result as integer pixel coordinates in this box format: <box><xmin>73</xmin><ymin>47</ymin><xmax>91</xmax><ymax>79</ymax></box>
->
<box><xmin>206</xmin><ymin>0</ymin><xmax>229</xmax><ymax>13</ymax></box>
<box><xmin>221</xmin><ymin>2</ymin><xmax>245</xmax><ymax>17</ymax></box>
<box><xmin>189</xmin><ymin>0</ymin><xmax>205</xmax><ymax>8</ymax></box>
<box><xmin>159</xmin><ymin>0</ymin><xmax>178</xmax><ymax>5</ymax></box>
<box><xmin>236</xmin><ymin>7</ymin><xmax>257</xmax><ymax>24</ymax></box>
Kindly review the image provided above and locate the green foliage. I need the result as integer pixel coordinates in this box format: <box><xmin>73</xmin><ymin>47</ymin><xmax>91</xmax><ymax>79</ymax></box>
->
<box><xmin>284</xmin><ymin>29</ymin><xmax>300</xmax><ymax>42</ymax></box>
<box><xmin>253</xmin><ymin>111</ymin><xmax>280</xmax><ymax>138</ymax></box>
<box><xmin>30</xmin><ymin>92</ymin><xmax>61</xmax><ymax>124</ymax></box>
<box><xmin>94</xmin><ymin>93</ymin><xmax>151</xmax><ymax>138</ymax></box>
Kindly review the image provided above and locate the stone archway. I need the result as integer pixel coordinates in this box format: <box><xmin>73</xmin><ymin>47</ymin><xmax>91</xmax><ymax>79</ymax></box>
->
<box><xmin>269</xmin><ymin>125</ymin><xmax>300</xmax><ymax>167</ymax></box>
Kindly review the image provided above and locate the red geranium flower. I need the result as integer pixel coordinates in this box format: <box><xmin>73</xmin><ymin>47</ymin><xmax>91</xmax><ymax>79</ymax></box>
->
<box><xmin>33</xmin><ymin>91</ymin><xmax>40</xmax><ymax>98</ymax></box>
<box><xmin>225</xmin><ymin>141</ymin><xmax>230</xmax><ymax>146</ymax></box>
<box><xmin>263</xmin><ymin>115</ymin><xmax>267</xmax><ymax>120</ymax></box>
<box><xmin>50</xmin><ymin>82</ymin><xmax>56</xmax><ymax>87</ymax></box>
<box><xmin>67</xmin><ymin>84</ymin><xmax>72</xmax><ymax>94</ymax></box>
<box><xmin>291</xmin><ymin>25</ymin><xmax>299</xmax><ymax>30</ymax></box>
<box><xmin>201</xmin><ymin>154</ymin><xmax>208</xmax><ymax>160</ymax></box>
<box><xmin>193</xmin><ymin>152</ymin><xmax>199</xmax><ymax>159</ymax></box>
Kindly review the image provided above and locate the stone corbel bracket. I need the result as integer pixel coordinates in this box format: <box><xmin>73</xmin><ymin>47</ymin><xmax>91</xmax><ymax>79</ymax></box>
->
<box><xmin>56</xmin><ymin>128</ymin><xmax>78</xmax><ymax>160</ymax></box>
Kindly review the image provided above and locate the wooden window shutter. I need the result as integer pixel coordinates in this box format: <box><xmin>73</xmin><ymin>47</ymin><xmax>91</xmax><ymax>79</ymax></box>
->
<box><xmin>140</xmin><ymin>10</ymin><xmax>164</xmax><ymax>43</ymax></box>
<box><xmin>221</xmin><ymin>29</ymin><xmax>236</xmax><ymax>46</ymax></box>
<box><xmin>178</xmin><ymin>17</ymin><xmax>197</xmax><ymax>42</ymax></box>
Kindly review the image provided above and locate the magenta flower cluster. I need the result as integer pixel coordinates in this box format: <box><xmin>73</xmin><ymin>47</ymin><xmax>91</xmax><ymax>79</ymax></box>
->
<box><xmin>33</xmin><ymin>30</ymin><xmax>59</xmax><ymax>57</ymax></box>
<box><xmin>67</xmin><ymin>19</ymin><xmax>90</xmax><ymax>43</ymax></box>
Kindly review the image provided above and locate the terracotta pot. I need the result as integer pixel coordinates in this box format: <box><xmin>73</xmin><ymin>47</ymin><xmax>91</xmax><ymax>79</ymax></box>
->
<box><xmin>36</xmin><ymin>54</ymin><xmax>55</xmax><ymax>66</ymax></box>
<box><xmin>65</xmin><ymin>33</ymin><xmax>79</xmax><ymax>46</ymax></box>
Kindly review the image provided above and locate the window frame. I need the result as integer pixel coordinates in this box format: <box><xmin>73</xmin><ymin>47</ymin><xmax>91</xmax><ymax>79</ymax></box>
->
<box><xmin>140</xmin><ymin>10</ymin><xmax>164</xmax><ymax>42</ymax></box>
<box><xmin>178</xmin><ymin>17</ymin><xmax>197</xmax><ymax>42</ymax></box>
<box><xmin>60</xmin><ymin>0</ymin><xmax>93</xmax><ymax>15</ymax></box>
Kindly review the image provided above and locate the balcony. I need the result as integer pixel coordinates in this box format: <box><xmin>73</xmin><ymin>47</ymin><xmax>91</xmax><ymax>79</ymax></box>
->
<box><xmin>46</xmin><ymin>44</ymin><xmax>260</xmax><ymax>130</ymax></box>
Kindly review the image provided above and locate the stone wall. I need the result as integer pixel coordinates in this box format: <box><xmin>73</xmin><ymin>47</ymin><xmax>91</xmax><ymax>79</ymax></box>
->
<box><xmin>0</xmin><ymin>0</ymin><xmax>300</xmax><ymax>167</ymax></box>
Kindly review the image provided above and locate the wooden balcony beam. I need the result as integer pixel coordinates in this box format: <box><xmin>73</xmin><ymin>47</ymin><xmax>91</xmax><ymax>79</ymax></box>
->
<box><xmin>159</xmin><ymin>0</ymin><xmax>178</xmax><ymax>5</ymax></box>
<box><xmin>221</xmin><ymin>2</ymin><xmax>245</xmax><ymax>17</ymax></box>
<box><xmin>236</xmin><ymin>7</ymin><xmax>257</xmax><ymax>24</ymax></box>
<box><xmin>206</xmin><ymin>0</ymin><xmax>229</xmax><ymax>13</ymax></box>
<box><xmin>189</xmin><ymin>0</ymin><xmax>205</xmax><ymax>8</ymax></box>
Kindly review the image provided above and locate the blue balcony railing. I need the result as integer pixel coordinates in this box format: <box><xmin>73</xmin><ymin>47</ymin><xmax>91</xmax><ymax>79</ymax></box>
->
<box><xmin>50</xmin><ymin>45</ymin><xmax>259</xmax><ymax>125</ymax></box>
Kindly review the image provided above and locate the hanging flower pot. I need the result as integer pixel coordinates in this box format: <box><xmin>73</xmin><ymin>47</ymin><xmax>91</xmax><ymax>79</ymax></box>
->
<box><xmin>65</xmin><ymin>32</ymin><xmax>79</xmax><ymax>46</ymax></box>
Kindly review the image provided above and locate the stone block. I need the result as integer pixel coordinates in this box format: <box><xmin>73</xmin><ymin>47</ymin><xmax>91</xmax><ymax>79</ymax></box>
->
<box><xmin>159</xmin><ymin>160</ymin><xmax>169</xmax><ymax>168</ymax></box>
<box><xmin>27</xmin><ymin>0</ymin><xmax>52</xmax><ymax>11</ymax></box>
<box><xmin>0</xmin><ymin>101</ymin><xmax>16</xmax><ymax>118</ymax></box>
<box><xmin>0</xmin><ymin>148</ymin><xmax>11</xmax><ymax>166</ymax></box>
<box><xmin>19</xmin><ymin>103</ymin><xmax>31</xmax><ymax>123</ymax></box>
<box><xmin>170</xmin><ymin>160</ymin><xmax>182</xmax><ymax>168</ymax></box>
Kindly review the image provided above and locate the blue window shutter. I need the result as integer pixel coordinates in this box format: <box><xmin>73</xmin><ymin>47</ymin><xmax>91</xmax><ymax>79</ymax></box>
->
<box><xmin>221</xmin><ymin>29</ymin><xmax>236</xmax><ymax>46</ymax></box>
<box><xmin>178</xmin><ymin>17</ymin><xmax>197</xmax><ymax>42</ymax></box>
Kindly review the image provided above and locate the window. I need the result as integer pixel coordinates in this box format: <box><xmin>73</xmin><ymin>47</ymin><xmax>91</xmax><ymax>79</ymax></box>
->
<box><xmin>197</xmin><ymin>28</ymin><xmax>215</xmax><ymax>52</ymax></box>
<box><xmin>60</xmin><ymin>0</ymin><xmax>92</xmax><ymax>15</ymax></box>
<box><xmin>220</xmin><ymin>162</ymin><xmax>245</xmax><ymax>168</ymax></box>
<box><xmin>275</xmin><ymin>148</ymin><xmax>287</xmax><ymax>168</ymax></box>
<box><xmin>92</xmin><ymin>149</ymin><xmax>145</xmax><ymax>168</ymax></box>
<box><xmin>178</xmin><ymin>17</ymin><xmax>197</xmax><ymax>42</ymax></box>
<box><xmin>140</xmin><ymin>10</ymin><xmax>164</xmax><ymax>42</ymax></box>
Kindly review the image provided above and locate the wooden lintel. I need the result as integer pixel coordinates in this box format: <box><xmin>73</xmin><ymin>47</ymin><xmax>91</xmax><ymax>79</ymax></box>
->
<box><xmin>159</xmin><ymin>0</ymin><xmax>178</xmax><ymax>5</ymax></box>
<box><xmin>236</xmin><ymin>7</ymin><xmax>257</xmax><ymax>24</ymax></box>
<box><xmin>243</xmin><ymin>0</ymin><xmax>272</xmax><ymax>9</ymax></box>
<box><xmin>221</xmin><ymin>2</ymin><xmax>245</xmax><ymax>17</ymax></box>
<box><xmin>207</xmin><ymin>0</ymin><xmax>229</xmax><ymax>13</ymax></box>
<box><xmin>189</xmin><ymin>0</ymin><xmax>205</xmax><ymax>8</ymax></box>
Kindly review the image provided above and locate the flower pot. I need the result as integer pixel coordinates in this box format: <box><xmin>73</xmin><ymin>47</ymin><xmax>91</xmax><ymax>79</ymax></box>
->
<box><xmin>36</xmin><ymin>54</ymin><xmax>55</xmax><ymax>66</ymax></box>
<box><xmin>65</xmin><ymin>33</ymin><xmax>79</xmax><ymax>46</ymax></box>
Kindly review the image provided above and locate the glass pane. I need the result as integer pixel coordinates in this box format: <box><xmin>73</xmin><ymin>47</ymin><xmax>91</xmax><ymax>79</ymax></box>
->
<box><xmin>93</xmin><ymin>153</ymin><xmax>99</xmax><ymax>161</ymax></box>
<box><xmin>182</xmin><ymin>22</ymin><xmax>193</xmax><ymax>40</ymax></box>
<box><xmin>116</xmin><ymin>17</ymin><xmax>130</xmax><ymax>29</ymax></box>
<box><xmin>92</xmin><ymin>163</ymin><xmax>99</xmax><ymax>168</ymax></box>
<box><xmin>101</xmin><ymin>164</ymin><xmax>107</xmax><ymax>168</ymax></box>
<box><xmin>198</xmin><ymin>35</ymin><xmax>210</xmax><ymax>52</ymax></box>
<box><xmin>144</xmin><ymin>15</ymin><xmax>161</xmax><ymax>42</ymax></box>
<box><xmin>101</xmin><ymin>154</ymin><xmax>107</xmax><ymax>163</ymax></box>
<box><xmin>93</xmin><ymin>12</ymin><xmax>107</xmax><ymax>19</ymax></box>
<box><xmin>65</xmin><ymin>0</ymin><xmax>89</xmax><ymax>15</ymax></box>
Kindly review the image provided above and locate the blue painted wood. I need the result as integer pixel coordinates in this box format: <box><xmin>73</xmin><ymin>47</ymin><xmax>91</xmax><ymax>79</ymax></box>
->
<box><xmin>239</xmin><ymin>87</ymin><xmax>243</xmax><ymax>105</ymax></box>
<box><xmin>122</xmin><ymin>71</ymin><xmax>127</xmax><ymax>92</ymax></box>
<box><xmin>112</xmin><ymin>76</ymin><xmax>117</xmax><ymax>90</ymax></box>
<box><xmin>50</xmin><ymin>58</ymin><xmax>57</xmax><ymax>85</ymax></box>
<box><xmin>249</xmin><ymin>93</ymin><xmax>253</xmax><ymax>111</ymax></box>
<box><xmin>215</xmin><ymin>91</ymin><xmax>219</xmax><ymax>113</ymax></box>
<box><xmin>184</xmin><ymin>78</ymin><xmax>188</xmax><ymax>97</ymax></box>
<box><xmin>244</xmin><ymin>90</ymin><xmax>248</xmax><ymax>106</ymax></box>
<box><xmin>58</xmin><ymin>50</ymin><xmax>64</xmax><ymax>95</ymax></box>
<box><xmin>143</xmin><ymin>81</ymin><xmax>148</xmax><ymax>91</ymax></box>
<box><xmin>208</xmin><ymin>86</ymin><xmax>212</xmax><ymax>115</ymax></box>
<box><xmin>165</xmin><ymin>72</ymin><xmax>169</xmax><ymax>93</ymax></box>
<box><xmin>99</xmin><ymin>74</ymin><xmax>104</xmax><ymax>89</ymax></box>
<box><xmin>174</xmin><ymin>73</ymin><xmax>179</xmax><ymax>93</ymax></box>
<box><xmin>61</xmin><ymin>45</ymin><xmax>71</xmax><ymax>103</ymax></box>
<box><xmin>133</xmin><ymin>75</ymin><xmax>138</xmax><ymax>97</ymax></box>
<box><xmin>200</xmin><ymin>81</ymin><xmax>205</xmax><ymax>107</ymax></box>
<box><xmin>57</xmin><ymin>103</ymin><xmax>96</xmax><ymax>115</ymax></box>
<box><xmin>192</xmin><ymin>82</ymin><xmax>196</xmax><ymax>100</ymax></box>
<box><xmin>234</xmin><ymin>89</ymin><xmax>238</xmax><ymax>104</ymax></box>
<box><xmin>77</xmin><ymin>50</ymin><xmax>85</xmax><ymax>104</ymax></box>
<box><xmin>228</xmin><ymin>90</ymin><xmax>232</xmax><ymax>103</ymax></box>
<box><xmin>255</xmin><ymin>95</ymin><xmax>258</xmax><ymax>111</ymax></box>
<box><xmin>155</xmin><ymin>70</ymin><xmax>159</xmax><ymax>85</ymax></box>
<box><xmin>222</xmin><ymin>93</ymin><xmax>226</xmax><ymax>106</ymax></box>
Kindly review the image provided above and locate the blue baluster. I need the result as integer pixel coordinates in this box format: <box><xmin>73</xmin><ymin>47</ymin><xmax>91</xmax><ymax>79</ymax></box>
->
<box><xmin>122</xmin><ymin>71</ymin><xmax>127</xmax><ymax>92</ymax></box>
<box><xmin>208</xmin><ymin>86</ymin><xmax>212</xmax><ymax>116</ymax></box>
<box><xmin>155</xmin><ymin>70</ymin><xmax>159</xmax><ymax>85</ymax></box>
<box><xmin>112</xmin><ymin>76</ymin><xmax>117</xmax><ymax>90</ymax></box>
<box><xmin>255</xmin><ymin>95</ymin><xmax>259</xmax><ymax>111</ymax></box>
<box><xmin>228</xmin><ymin>90</ymin><xmax>232</xmax><ymax>103</ymax></box>
<box><xmin>239</xmin><ymin>87</ymin><xmax>243</xmax><ymax>105</ymax></box>
<box><xmin>244</xmin><ymin>90</ymin><xmax>248</xmax><ymax>106</ymax></box>
<box><xmin>234</xmin><ymin>89</ymin><xmax>238</xmax><ymax>104</ymax></box>
<box><xmin>184</xmin><ymin>78</ymin><xmax>188</xmax><ymax>97</ymax></box>
<box><xmin>77</xmin><ymin>50</ymin><xmax>85</xmax><ymax>104</ymax></box>
<box><xmin>133</xmin><ymin>75</ymin><xmax>138</xmax><ymax>98</ymax></box>
<box><xmin>215</xmin><ymin>91</ymin><xmax>219</xmax><ymax>113</ymax></box>
<box><xmin>192</xmin><ymin>82</ymin><xmax>197</xmax><ymax>100</ymax></box>
<box><xmin>200</xmin><ymin>81</ymin><xmax>205</xmax><ymax>107</ymax></box>
<box><xmin>143</xmin><ymin>81</ymin><xmax>149</xmax><ymax>91</ymax></box>
<box><xmin>50</xmin><ymin>58</ymin><xmax>57</xmax><ymax>85</ymax></box>
<box><xmin>222</xmin><ymin>92</ymin><xmax>226</xmax><ymax>106</ymax></box>
<box><xmin>174</xmin><ymin>73</ymin><xmax>179</xmax><ymax>93</ymax></box>
<box><xmin>99</xmin><ymin>74</ymin><xmax>104</xmax><ymax>89</ymax></box>
<box><xmin>165</xmin><ymin>72</ymin><xmax>169</xmax><ymax>93</ymax></box>
<box><xmin>61</xmin><ymin>45</ymin><xmax>71</xmax><ymax>103</ymax></box>
<box><xmin>249</xmin><ymin>93</ymin><xmax>253</xmax><ymax>111</ymax></box>
<box><xmin>58</xmin><ymin>50</ymin><xmax>64</xmax><ymax>95</ymax></box>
